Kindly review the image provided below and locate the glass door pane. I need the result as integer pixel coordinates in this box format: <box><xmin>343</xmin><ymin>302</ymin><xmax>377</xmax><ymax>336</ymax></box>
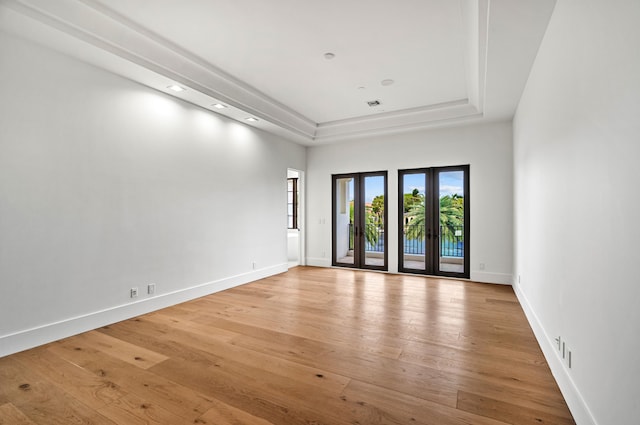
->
<box><xmin>437</xmin><ymin>170</ymin><xmax>465</xmax><ymax>274</ymax></box>
<box><xmin>334</xmin><ymin>176</ymin><xmax>355</xmax><ymax>265</ymax></box>
<box><xmin>401</xmin><ymin>172</ymin><xmax>427</xmax><ymax>270</ymax></box>
<box><xmin>363</xmin><ymin>174</ymin><xmax>386</xmax><ymax>267</ymax></box>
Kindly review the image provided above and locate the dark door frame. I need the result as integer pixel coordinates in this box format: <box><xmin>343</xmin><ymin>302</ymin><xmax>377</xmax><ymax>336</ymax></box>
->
<box><xmin>398</xmin><ymin>165</ymin><xmax>470</xmax><ymax>278</ymax></box>
<box><xmin>332</xmin><ymin>171</ymin><xmax>388</xmax><ymax>271</ymax></box>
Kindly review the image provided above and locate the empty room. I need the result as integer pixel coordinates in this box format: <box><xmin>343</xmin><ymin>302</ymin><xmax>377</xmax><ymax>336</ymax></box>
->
<box><xmin>0</xmin><ymin>1</ymin><xmax>638</xmax><ymax>424</ymax></box>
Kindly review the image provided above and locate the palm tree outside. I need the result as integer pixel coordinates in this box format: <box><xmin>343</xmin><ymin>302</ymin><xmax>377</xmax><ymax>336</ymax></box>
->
<box><xmin>405</xmin><ymin>194</ymin><xmax>464</xmax><ymax>254</ymax></box>
<box><xmin>349</xmin><ymin>200</ymin><xmax>383</xmax><ymax>249</ymax></box>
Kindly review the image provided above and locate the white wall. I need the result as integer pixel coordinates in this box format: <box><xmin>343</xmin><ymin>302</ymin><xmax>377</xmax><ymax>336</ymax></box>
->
<box><xmin>306</xmin><ymin>121</ymin><xmax>514</xmax><ymax>284</ymax></box>
<box><xmin>513</xmin><ymin>1</ymin><xmax>640</xmax><ymax>424</ymax></box>
<box><xmin>0</xmin><ymin>31</ymin><xmax>305</xmax><ymax>356</ymax></box>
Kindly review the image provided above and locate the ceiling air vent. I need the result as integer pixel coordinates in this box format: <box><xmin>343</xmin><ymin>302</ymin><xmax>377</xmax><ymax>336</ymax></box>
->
<box><xmin>367</xmin><ymin>100</ymin><xmax>381</xmax><ymax>107</ymax></box>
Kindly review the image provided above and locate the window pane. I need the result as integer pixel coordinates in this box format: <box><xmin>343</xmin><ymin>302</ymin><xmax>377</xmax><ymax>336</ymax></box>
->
<box><xmin>402</xmin><ymin>173</ymin><xmax>426</xmax><ymax>270</ymax></box>
<box><xmin>438</xmin><ymin>171</ymin><xmax>464</xmax><ymax>274</ymax></box>
<box><xmin>334</xmin><ymin>177</ymin><xmax>354</xmax><ymax>264</ymax></box>
<box><xmin>364</xmin><ymin>175</ymin><xmax>385</xmax><ymax>266</ymax></box>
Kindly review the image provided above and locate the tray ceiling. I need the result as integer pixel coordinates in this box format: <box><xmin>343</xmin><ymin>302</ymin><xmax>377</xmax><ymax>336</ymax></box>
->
<box><xmin>0</xmin><ymin>0</ymin><xmax>557</xmax><ymax>145</ymax></box>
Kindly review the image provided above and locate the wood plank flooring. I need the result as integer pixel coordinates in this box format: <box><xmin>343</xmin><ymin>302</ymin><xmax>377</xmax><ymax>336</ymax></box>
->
<box><xmin>0</xmin><ymin>266</ymin><xmax>575</xmax><ymax>424</ymax></box>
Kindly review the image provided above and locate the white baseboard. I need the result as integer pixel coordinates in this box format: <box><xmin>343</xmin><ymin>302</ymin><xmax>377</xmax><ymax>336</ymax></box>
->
<box><xmin>305</xmin><ymin>262</ymin><xmax>512</xmax><ymax>285</ymax></box>
<box><xmin>0</xmin><ymin>263</ymin><xmax>288</xmax><ymax>358</ymax></box>
<box><xmin>513</xmin><ymin>283</ymin><xmax>597</xmax><ymax>425</ymax></box>
<box><xmin>305</xmin><ymin>257</ymin><xmax>332</xmax><ymax>267</ymax></box>
<box><xmin>470</xmin><ymin>270</ymin><xmax>513</xmax><ymax>285</ymax></box>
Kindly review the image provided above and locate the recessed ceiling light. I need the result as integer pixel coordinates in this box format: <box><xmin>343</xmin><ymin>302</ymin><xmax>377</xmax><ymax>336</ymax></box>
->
<box><xmin>324</xmin><ymin>52</ymin><xmax>336</xmax><ymax>60</ymax></box>
<box><xmin>167</xmin><ymin>85</ymin><xmax>186</xmax><ymax>92</ymax></box>
<box><xmin>212</xmin><ymin>103</ymin><xmax>227</xmax><ymax>109</ymax></box>
<box><xmin>381</xmin><ymin>79</ymin><xmax>394</xmax><ymax>86</ymax></box>
<box><xmin>246</xmin><ymin>117</ymin><xmax>259</xmax><ymax>122</ymax></box>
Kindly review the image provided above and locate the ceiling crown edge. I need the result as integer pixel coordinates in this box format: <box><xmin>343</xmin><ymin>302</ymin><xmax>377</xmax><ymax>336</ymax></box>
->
<box><xmin>2</xmin><ymin>0</ymin><xmax>490</xmax><ymax>145</ymax></box>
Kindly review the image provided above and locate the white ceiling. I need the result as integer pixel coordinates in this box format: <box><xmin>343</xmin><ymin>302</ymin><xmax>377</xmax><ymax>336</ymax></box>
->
<box><xmin>96</xmin><ymin>0</ymin><xmax>470</xmax><ymax>123</ymax></box>
<box><xmin>0</xmin><ymin>0</ymin><xmax>557</xmax><ymax>145</ymax></box>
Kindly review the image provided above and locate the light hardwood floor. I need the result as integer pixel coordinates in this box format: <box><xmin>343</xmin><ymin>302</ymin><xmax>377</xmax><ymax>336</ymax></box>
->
<box><xmin>0</xmin><ymin>267</ymin><xmax>574</xmax><ymax>424</ymax></box>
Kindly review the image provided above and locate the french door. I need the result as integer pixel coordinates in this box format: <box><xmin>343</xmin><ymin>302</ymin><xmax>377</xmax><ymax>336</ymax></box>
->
<box><xmin>332</xmin><ymin>172</ymin><xmax>387</xmax><ymax>271</ymax></box>
<box><xmin>398</xmin><ymin>166</ymin><xmax>469</xmax><ymax>278</ymax></box>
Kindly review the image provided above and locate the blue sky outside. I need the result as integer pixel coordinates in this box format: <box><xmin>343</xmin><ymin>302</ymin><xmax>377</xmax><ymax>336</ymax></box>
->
<box><xmin>362</xmin><ymin>172</ymin><xmax>463</xmax><ymax>202</ymax></box>
<box><xmin>354</xmin><ymin>171</ymin><xmax>463</xmax><ymax>203</ymax></box>
<box><xmin>403</xmin><ymin>173</ymin><xmax>426</xmax><ymax>197</ymax></box>
<box><xmin>402</xmin><ymin>171</ymin><xmax>463</xmax><ymax>198</ymax></box>
<box><xmin>439</xmin><ymin>171</ymin><xmax>464</xmax><ymax>197</ymax></box>
<box><xmin>364</xmin><ymin>175</ymin><xmax>384</xmax><ymax>203</ymax></box>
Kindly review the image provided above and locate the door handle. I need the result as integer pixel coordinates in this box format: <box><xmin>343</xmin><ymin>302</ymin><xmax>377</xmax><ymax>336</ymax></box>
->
<box><xmin>426</xmin><ymin>229</ymin><xmax>432</xmax><ymax>240</ymax></box>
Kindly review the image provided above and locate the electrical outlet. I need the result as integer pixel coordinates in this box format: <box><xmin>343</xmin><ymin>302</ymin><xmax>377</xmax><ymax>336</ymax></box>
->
<box><xmin>252</xmin><ymin>261</ymin><xmax>256</xmax><ymax>270</ymax></box>
<box><xmin>518</xmin><ymin>275</ymin><xmax>521</xmax><ymax>283</ymax></box>
<box><xmin>479</xmin><ymin>263</ymin><xmax>485</xmax><ymax>270</ymax></box>
<box><xmin>130</xmin><ymin>287</ymin><xmax>138</xmax><ymax>298</ymax></box>
<box><xmin>148</xmin><ymin>283</ymin><xmax>156</xmax><ymax>295</ymax></box>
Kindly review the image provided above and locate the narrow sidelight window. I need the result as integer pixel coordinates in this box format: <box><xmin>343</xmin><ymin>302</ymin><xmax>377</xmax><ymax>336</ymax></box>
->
<box><xmin>287</xmin><ymin>178</ymin><xmax>298</xmax><ymax>229</ymax></box>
